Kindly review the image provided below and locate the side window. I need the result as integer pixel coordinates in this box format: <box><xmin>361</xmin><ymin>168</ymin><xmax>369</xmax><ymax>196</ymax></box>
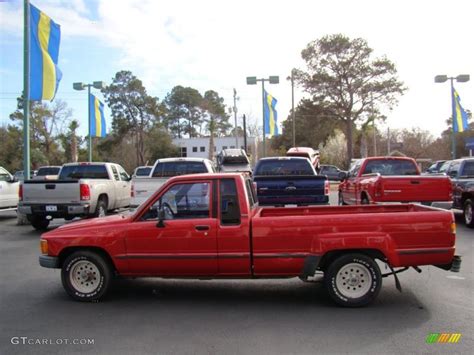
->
<box><xmin>142</xmin><ymin>182</ymin><xmax>210</xmax><ymax>221</ymax></box>
<box><xmin>349</xmin><ymin>162</ymin><xmax>361</xmax><ymax>177</ymax></box>
<box><xmin>448</xmin><ymin>162</ymin><xmax>461</xmax><ymax>177</ymax></box>
<box><xmin>220</xmin><ymin>179</ymin><xmax>241</xmax><ymax>225</ymax></box>
<box><xmin>118</xmin><ymin>166</ymin><xmax>130</xmax><ymax>181</ymax></box>
<box><xmin>110</xmin><ymin>165</ymin><xmax>120</xmax><ymax>181</ymax></box>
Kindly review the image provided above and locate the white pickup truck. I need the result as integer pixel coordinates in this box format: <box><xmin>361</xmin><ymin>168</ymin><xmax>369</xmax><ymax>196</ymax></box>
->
<box><xmin>18</xmin><ymin>162</ymin><xmax>131</xmax><ymax>230</ymax></box>
<box><xmin>131</xmin><ymin>157</ymin><xmax>215</xmax><ymax>206</ymax></box>
<box><xmin>0</xmin><ymin>167</ymin><xmax>19</xmax><ymax>212</ymax></box>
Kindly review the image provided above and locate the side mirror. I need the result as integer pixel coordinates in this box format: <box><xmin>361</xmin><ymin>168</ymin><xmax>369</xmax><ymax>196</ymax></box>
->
<box><xmin>8</xmin><ymin>176</ymin><xmax>18</xmax><ymax>183</ymax></box>
<box><xmin>156</xmin><ymin>208</ymin><xmax>166</xmax><ymax>228</ymax></box>
<box><xmin>448</xmin><ymin>171</ymin><xmax>457</xmax><ymax>178</ymax></box>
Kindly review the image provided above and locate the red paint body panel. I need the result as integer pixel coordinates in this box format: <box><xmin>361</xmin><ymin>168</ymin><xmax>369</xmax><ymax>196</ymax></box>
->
<box><xmin>41</xmin><ymin>173</ymin><xmax>457</xmax><ymax>279</ymax></box>
<box><xmin>339</xmin><ymin>157</ymin><xmax>452</xmax><ymax>204</ymax></box>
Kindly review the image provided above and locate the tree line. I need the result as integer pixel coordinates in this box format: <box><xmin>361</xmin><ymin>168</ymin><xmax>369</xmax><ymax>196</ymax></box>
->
<box><xmin>1</xmin><ymin>33</ymin><xmax>472</xmax><ymax>173</ymax></box>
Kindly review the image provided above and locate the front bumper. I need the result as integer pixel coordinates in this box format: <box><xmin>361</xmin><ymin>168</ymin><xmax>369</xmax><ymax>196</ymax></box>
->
<box><xmin>39</xmin><ymin>255</ymin><xmax>60</xmax><ymax>269</ymax></box>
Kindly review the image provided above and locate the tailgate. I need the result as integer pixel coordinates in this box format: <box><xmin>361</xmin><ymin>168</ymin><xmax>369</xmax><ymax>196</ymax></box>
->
<box><xmin>254</xmin><ymin>175</ymin><xmax>328</xmax><ymax>205</ymax></box>
<box><xmin>22</xmin><ymin>180</ymin><xmax>81</xmax><ymax>204</ymax></box>
<box><xmin>378</xmin><ymin>176</ymin><xmax>452</xmax><ymax>202</ymax></box>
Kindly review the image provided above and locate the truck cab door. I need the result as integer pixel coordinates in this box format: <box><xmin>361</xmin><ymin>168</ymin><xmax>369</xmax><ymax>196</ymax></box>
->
<box><xmin>123</xmin><ymin>180</ymin><xmax>218</xmax><ymax>276</ymax></box>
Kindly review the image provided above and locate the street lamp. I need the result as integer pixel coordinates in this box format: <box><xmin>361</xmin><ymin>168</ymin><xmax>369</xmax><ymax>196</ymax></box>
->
<box><xmin>73</xmin><ymin>81</ymin><xmax>105</xmax><ymax>162</ymax></box>
<box><xmin>246</xmin><ymin>75</ymin><xmax>279</xmax><ymax>157</ymax></box>
<box><xmin>434</xmin><ymin>74</ymin><xmax>470</xmax><ymax>159</ymax></box>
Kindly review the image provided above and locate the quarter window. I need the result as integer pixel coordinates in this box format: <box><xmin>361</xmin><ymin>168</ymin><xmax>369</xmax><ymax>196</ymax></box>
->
<box><xmin>220</xmin><ymin>179</ymin><xmax>241</xmax><ymax>225</ymax></box>
<box><xmin>111</xmin><ymin>166</ymin><xmax>120</xmax><ymax>181</ymax></box>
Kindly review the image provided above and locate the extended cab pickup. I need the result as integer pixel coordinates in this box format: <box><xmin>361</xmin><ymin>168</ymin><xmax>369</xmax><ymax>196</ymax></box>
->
<box><xmin>444</xmin><ymin>158</ymin><xmax>474</xmax><ymax>227</ymax></box>
<box><xmin>0</xmin><ymin>167</ymin><xmax>19</xmax><ymax>211</ymax></box>
<box><xmin>19</xmin><ymin>162</ymin><xmax>131</xmax><ymax>230</ymax></box>
<box><xmin>39</xmin><ymin>173</ymin><xmax>461</xmax><ymax>307</ymax></box>
<box><xmin>253</xmin><ymin>157</ymin><xmax>329</xmax><ymax>206</ymax></box>
<box><xmin>131</xmin><ymin>158</ymin><xmax>215</xmax><ymax>207</ymax></box>
<box><xmin>338</xmin><ymin>157</ymin><xmax>452</xmax><ymax>206</ymax></box>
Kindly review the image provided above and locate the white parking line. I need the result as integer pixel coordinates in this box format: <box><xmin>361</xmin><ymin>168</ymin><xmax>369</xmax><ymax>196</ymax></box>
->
<box><xmin>446</xmin><ymin>275</ymin><xmax>465</xmax><ymax>280</ymax></box>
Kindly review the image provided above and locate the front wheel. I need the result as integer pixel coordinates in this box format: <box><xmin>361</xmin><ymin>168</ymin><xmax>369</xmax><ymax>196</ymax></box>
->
<box><xmin>324</xmin><ymin>253</ymin><xmax>382</xmax><ymax>307</ymax></box>
<box><xmin>464</xmin><ymin>199</ymin><xmax>474</xmax><ymax>228</ymax></box>
<box><xmin>61</xmin><ymin>251</ymin><xmax>112</xmax><ymax>301</ymax></box>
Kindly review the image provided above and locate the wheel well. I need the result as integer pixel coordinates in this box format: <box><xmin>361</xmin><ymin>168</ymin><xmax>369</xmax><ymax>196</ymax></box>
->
<box><xmin>98</xmin><ymin>194</ymin><xmax>109</xmax><ymax>207</ymax></box>
<box><xmin>318</xmin><ymin>249</ymin><xmax>386</xmax><ymax>271</ymax></box>
<box><xmin>361</xmin><ymin>191</ymin><xmax>369</xmax><ymax>201</ymax></box>
<box><xmin>58</xmin><ymin>246</ymin><xmax>116</xmax><ymax>272</ymax></box>
<box><xmin>461</xmin><ymin>193</ymin><xmax>473</xmax><ymax>204</ymax></box>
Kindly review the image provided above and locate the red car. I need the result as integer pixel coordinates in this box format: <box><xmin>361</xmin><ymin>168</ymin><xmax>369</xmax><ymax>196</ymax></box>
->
<box><xmin>39</xmin><ymin>173</ymin><xmax>460</xmax><ymax>307</ymax></box>
<box><xmin>338</xmin><ymin>157</ymin><xmax>452</xmax><ymax>206</ymax></box>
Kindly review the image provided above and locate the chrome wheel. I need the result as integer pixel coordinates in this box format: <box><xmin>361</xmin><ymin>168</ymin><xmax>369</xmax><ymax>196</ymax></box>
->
<box><xmin>69</xmin><ymin>260</ymin><xmax>101</xmax><ymax>294</ymax></box>
<box><xmin>465</xmin><ymin>203</ymin><xmax>473</xmax><ymax>225</ymax></box>
<box><xmin>335</xmin><ymin>262</ymin><xmax>372</xmax><ymax>299</ymax></box>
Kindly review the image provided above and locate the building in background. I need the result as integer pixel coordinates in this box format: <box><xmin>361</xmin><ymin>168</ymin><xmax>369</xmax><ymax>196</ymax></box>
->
<box><xmin>172</xmin><ymin>136</ymin><xmax>259</xmax><ymax>165</ymax></box>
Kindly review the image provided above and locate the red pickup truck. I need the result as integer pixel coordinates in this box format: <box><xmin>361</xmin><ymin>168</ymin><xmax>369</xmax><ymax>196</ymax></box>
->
<box><xmin>39</xmin><ymin>173</ymin><xmax>461</xmax><ymax>307</ymax></box>
<box><xmin>338</xmin><ymin>157</ymin><xmax>452</xmax><ymax>206</ymax></box>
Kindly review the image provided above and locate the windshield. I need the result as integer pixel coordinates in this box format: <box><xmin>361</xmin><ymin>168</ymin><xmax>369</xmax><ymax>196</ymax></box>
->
<box><xmin>362</xmin><ymin>160</ymin><xmax>418</xmax><ymax>176</ymax></box>
<box><xmin>152</xmin><ymin>161</ymin><xmax>207</xmax><ymax>178</ymax></box>
<box><xmin>59</xmin><ymin>165</ymin><xmax>109</xmax><ymax>180</ymax></box>
<box><xmin>37</xmin><ymin>167</ymin><xmax>60</xmax><ymax>176</ymax></box>
<box><xmin>254</xmin><ymin>159</ymin><xmax>314</xmax><ymax>176</ymax></box>
<box><xmin>439</xmin><ymin>161</ymin><xmax>451</xmax><ymax>173</ymax></box>
<box><xmin>135</xmin><ymin>167</ymin><xmax>152</xmax><ymax>176</ymax></box>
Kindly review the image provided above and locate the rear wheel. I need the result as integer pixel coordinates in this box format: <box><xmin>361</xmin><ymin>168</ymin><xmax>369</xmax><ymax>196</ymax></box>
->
<box><xmin>94</xmin><ymin>198</ymin><xmax>108</xmax><ymax>218</ymax></box>
<box><xmin>324</xmin><ymin>253</ymin><xmax>382</xmax><ymax>307</ymax></box>
<box><xmin>61</xmin><ymin>251</ymin><xmax>112</xmax><ymax>301</ymax></box>
<box><xmin>30</xmin><ymin>216</ymin><xmax>50</xmax><ymax>231</ymax></box>
<box><xmin>464</xmin><ymin>199</ymin><xmax>474</xmax><ymax>228</ymax></box>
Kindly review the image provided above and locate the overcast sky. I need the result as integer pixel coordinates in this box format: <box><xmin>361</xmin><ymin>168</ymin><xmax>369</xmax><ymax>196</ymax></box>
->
<box><xmin>0</xmin><ymin>0</ymin><xmax>472</xmax><ymax>140</ymax></box>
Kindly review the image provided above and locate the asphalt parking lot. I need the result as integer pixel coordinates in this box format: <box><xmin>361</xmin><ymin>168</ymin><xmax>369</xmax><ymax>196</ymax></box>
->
<box><xmin>0</xmin><ymin>193</ymin><xmax>472</xmax><ymax>355</ymax></box>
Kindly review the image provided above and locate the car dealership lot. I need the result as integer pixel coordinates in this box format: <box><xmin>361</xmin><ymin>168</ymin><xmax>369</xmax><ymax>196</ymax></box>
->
<box><xmin>0</xmin><ymin>195</ymin><xmax>472</xmax><ymax>355</ymax></box>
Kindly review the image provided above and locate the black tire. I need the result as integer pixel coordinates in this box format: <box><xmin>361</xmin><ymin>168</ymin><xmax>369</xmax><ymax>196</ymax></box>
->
<box><xmin>338</xmin><ymin>192</ymin><xmax>347</xmax><ymax>205</ymax></box>
<box><xmin>61</xmin><ymin>251</ymin><xmax>112</xmax><ymax>302</ymax></box>
<box><xmin>361</xmin><ymin>195</ymin><xmax>370</xmax><ymax>205</ymax></box>
<box><xmin>324</xmin><ymin>253</ymin><xmax>382</xmax><ymax>307</ymax></box>
<box><xmin>93</xmin><ymin>198</ymin><xmax>108</xmax><ymax>218</ymax></box>
<box><xmin>463</xmin><ymin>199</ymin><xmax>474</xmax><ymax>228</ymax></box>
<box><xmin>30</xmin><ymin>216</ymin><xmax>50</xmax><ymax>231</ymax></box>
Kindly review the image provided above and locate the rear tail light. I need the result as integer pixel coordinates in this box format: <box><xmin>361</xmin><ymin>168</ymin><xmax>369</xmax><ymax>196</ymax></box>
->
<box><xmin>324</xmin><ymin>180</ymin><xmax>330</xmax><ymax>195</ymax></box>
<box><xmin>19</xmin><ymin>184</ymin><xmax>23</xmax><ymax>201</ymax></box>
<box><xmin>80</xmin><ymin>183</ymin><xmax>91</xmax><ymax>201</ymax></box>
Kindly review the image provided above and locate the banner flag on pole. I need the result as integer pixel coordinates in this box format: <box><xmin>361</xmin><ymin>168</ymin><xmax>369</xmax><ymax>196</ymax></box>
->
<box><xmin>452</xmin><ymin>87</ymin><xmax>469</xmax><ymax>133</ymax></box>
<box><xmin>264</xmin><ymin>90</ymin><xmax>279</xmax><ymax>137</ymax></box>
<box><xmin>89</xmin><ymin>94</ymin><xmax>107</xmax><ymax>137</ymax></box>
<box><xmin>29</xmin><ymin>3</ymin><xmax>62</xmax><ymax>101</ymax></box>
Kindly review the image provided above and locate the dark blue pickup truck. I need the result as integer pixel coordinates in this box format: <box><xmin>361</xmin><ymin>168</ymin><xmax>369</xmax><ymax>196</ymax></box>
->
<box><xmin>253</xmin><ymin>157</ymin><xmax>329</xmax><ymax>206</ymax></box>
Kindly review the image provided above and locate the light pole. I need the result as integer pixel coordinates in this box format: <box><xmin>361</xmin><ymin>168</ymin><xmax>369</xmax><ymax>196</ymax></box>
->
<box><xmin>288</xmin><ymin>69</ymin><xmax>296</xmax><ymax>147</ymax></box>
<box><xmin>73</xmin><ymin>81</ymin><xmax>105</xmax><ymax>162</ymax></box>
<box><xmin>233</xmin><ymin>88</ymin><xmax>239</xmax><ymax>148</ymax></box>
<box><xmin>246</xmin><ymin>75</ymin><xmax>279</xmax><ymax>157</ymax></box>
<box><xmin>434</xmin><ymin>74</ymin><xmax>470</xmax><ymax>159</ymax></box>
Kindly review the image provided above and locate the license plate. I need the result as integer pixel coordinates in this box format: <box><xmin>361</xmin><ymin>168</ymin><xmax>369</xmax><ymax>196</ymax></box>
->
<box><xmin>45</xmin><ymin>205</ymin><xmax>57</xmax><ymax>212</ymax></box>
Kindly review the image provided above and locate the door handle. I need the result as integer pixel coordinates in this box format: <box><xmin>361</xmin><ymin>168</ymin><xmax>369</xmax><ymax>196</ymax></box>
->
<box><xmin>195</xmin><ymin>225</ymin><xmax>210</xmax><ymax>231</ymax></box>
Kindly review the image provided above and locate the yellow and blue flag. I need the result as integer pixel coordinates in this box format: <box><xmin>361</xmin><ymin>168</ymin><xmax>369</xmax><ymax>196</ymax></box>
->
<box><xmin>452</xmin><ymin>88</ymin><xmax>469</xmax><ymax>133</ymax></box>
<box><xmin>264</xmin><ymin>91</ymin><xmax>279</xmax><ymax>137</ymax></box>
<box><xmin>29</xmin><ymin>3</ymin><xmax>62</xmax><ymax>101</ymax></box>
<box><xmin>89</xmin><ymin>94</ymin><xmax>106</xmax><ymax>138</ymax></box>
